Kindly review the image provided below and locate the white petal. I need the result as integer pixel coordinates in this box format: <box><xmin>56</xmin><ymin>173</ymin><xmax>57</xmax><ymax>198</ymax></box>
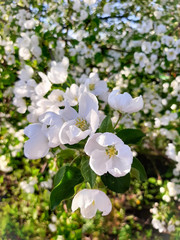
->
<box><xmin>124</xmin><ymin>95</ymin><xmax>144</xmax><ymax>113</ymax></box>
<box><xmin>68</xmin><ymin>125</ymin><xmax>90</xmax><ymax>144</ymax></box>
<box><xmin>108</xmin><ymin>90</ymin><xmax>119</xmax><ymax>110</ymax></box>
<box><xmin>95</xmin><ymin>191</ymin><xmax>112</xmax><ymax>216</ymax></box>
<box><xmin>108</xmin><ymin>91</ymin><xmax>133</xmax><ymax>112</ymax></box>
<box><xmin>106</xmin><ymin>156</ymin><xmax>131</xmax><ymax>177</ymax></box>
<box><xmin>38</xmin><ymin>72</ymin><xmax>49</xmax><ymax>82</ymax></box>
<box><xmin>69</xmin><ymin>83</ymin><xmax>79</xmax><ymax>95</ymax></box>
<box><xmin>72</xmin><ymin>189</ymin><xmax>94</xmax><ymax>211</ymax></box>
<box><xmin>80</xmin><ymin>204</ymin><xmax>97</xmax><ymax>219</ymax></box>
<box><xmin>93</xmin><ymin>81</ymin><xmax>108</xmax><ymax>96</ymax></box>
<box><xmin>24</xmin><ymin>123</ymin><xmax>42</xmax><ymax>138</ymax></box>
<box><xmin>86</xmin><ymin>109</ymin><xmax>99</xmax><ymax>133</ymax></box>
<box><xmin>59</xmin><ymin>121</ymin><xmax>75</xmax><ymax>144</ymax></box>
<box><xmin>96</xmin><ymin>132</ymin><xmax>123</xmax><ymax>147</ymax></box>
<box><xmin>79</xmin><ymin>92</ymin><xmax>98</xmax><ymax>118</ymax></box>
<box><xmin>59</xmin><ymin>120</ymin><xmax>90</xmax><ymax>144</ymax></box>
<box><xmin>24</xmin><ymin>133</ymin><xmax>49</xmax><ymax>159</ymax></box>
<box><xmin>39</xmin><ymin>112</ymin><xmax>62</xmax><ymax>126</ymax></box>
<box><xmin>84</xmin><ymin>133</ymin><xmax>104</xmax><ymax>156</ymax></box>
<box><xmin>116</xmin><ymin>92</ymin><xmax>132</xmax><ymax>111</ymax></box>
<box><xmin>47</xmin><ymin>125</ymin><xmax>62</xmax><ymax>147</ymax></box>
<box><xmin>60</xmin><ymin>103</ymin><xmax>78</xmax><ymax>121</ymax></box>
<box><xmin>71</xmin><ymin>189</ymin><xmax>112</xmax><ymax>219</ymax></box>
<box><xmin>116</xmin><ymin>144</ymin><xmax>133</xmax><ymax>163</ymax></box>
<box><xmin>89</xmin><ymin>149</ymin><xmax>108</xmax><ymax>175</ymax></box>
<box><xmin>35</xmin><ymin>81</ymin><xmax>51</xmax><ymax>96</ymax></box>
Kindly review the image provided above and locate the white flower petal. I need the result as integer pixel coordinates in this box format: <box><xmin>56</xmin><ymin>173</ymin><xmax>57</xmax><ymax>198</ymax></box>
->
<box><xmin>71</xmin><ymin>189</ymin><xmax>112</xmax><ymax>219</ymax></box>
<box><xmin>80</xmin><ymin>205</ymin><xmax>97</xmax><ymax>219</ymax></box>
<box><xmin>95</xmin><ymin>191</ymin><xmax>112</xmax><ymax>216</ymax></box>
<box><xmin>106</xmin><ymin>156</ymin><xmax>131</xmax><ymax>177</ymax></box>
<box><xmin>89</xmin><ymin>149</ymin><xmax>109</xmax><ymax>175</ymax></box>
<box><xmin>59</xmin><ymin>120</ymin><xmax>75</xmax><ymax>144</ymax></box>
<box><xmin>72</xmin><ymin>189</ymin><xmax>94</xmax><ymax>211</ymax></box>
<box><xmin>47</xmin><ymin>125</ymin><xmax>62</xmax><ymax>147</ymax></box>
<box><xmin>61</xmin><ymin>103</ymin><xmax>78</xmax><ymax>121</ymax></box>
<box><xmin>79</xmin><ymin>92</ymin><xmax>98</xmax><ymax>118</ymax></box>
<box><xmin>84</xmin><ymin>133</ymin><xmax>104</xmax><ymax>156</ymax></box>
<box><xmin>116</xmin><ymin>144</ymin><xmax>133</xmax><ymax>163</ymax></box>
<box><xmin>96</xmin><ymin>132</ymin><xmax>123</xmax><ymax>147</ymax></box>
<box><xmin>116</xmin><ymin>92</ymin><xmax>132</xmax><ymax>111</ymax></box>
<box><xmin>59</xmin><ymin>120</ymin><xmax>90</xmax><ymax>144</ymax></box>
<box><xmin>24</xmin><ymin>123</ymin><xmax>42</xmax><ymax>138</ymax></box>
<box><xmin>24</xmin><ymin>132</ymin><xmax>49</xmax><ymax>159</ymax></box>
<box><xmin>86</xmin><ymin>109</ymin><xmax>99</xmax><ymax>133</ymax></box>
<box><xmin>39</xmin><ymin>112</ymin><xmax>62</xmax><ymax>126</ymax></box>
<box><xmin>108</xmin><ymin>91</ymin><xmax>143</xmax><ymax>113</ymax></box>
<box><xmin>124</xmin><ymin>95</ymin><xmax>144</xmax><ymax>113</ymax></box>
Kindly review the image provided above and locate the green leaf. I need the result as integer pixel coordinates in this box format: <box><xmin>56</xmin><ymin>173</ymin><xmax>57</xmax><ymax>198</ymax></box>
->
<box><xmin>116</xmin><ymin>129</ymin><xmax>145</xmax><ymax>144</ymax></box>
<box><xmin>50</xmin><ymin>166</ymin><xmax>84</xmax><ymax>210</ymax></box>
<box><xmin>65</xmin><ymin>138</ymin><xmax>87</xmax><ymax>149</ymax></box>
<box><xmin>98</xmin><ymin>115</ymin><xmax>114</xmax><ymax>133</ymax></box>
<box><xmin>57</xmin><ymin>149</ymin><xmax>75</xmax><ymax>161</ymax></box>
<box><xmin>81</xmin><ymin>156</ymin><xmax>96</xmax><ymax>188</ymax></box>
<box><xmin>95</xmin><ymin>52</ymin><xmax>103</xmax><ymax>64</ymax></box>
<box><xmin>53</xmin><ymin>166</ymin><xmax>66</xmax><ymax>187</ymax></box>
<box><xmin>131</xmin><ymin>158</ymin><xmax>147</xmax><ymax>181</ymax></box>
<box><xmin>101</xmin><ymin>173</ymin><xmax>130</xmax><ymax>193</ymax></box>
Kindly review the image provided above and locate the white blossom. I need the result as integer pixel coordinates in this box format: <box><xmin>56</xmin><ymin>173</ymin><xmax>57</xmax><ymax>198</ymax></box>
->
<box><xmin>72</xmin><ymin>189</ymin><xmax>112</xmax><ymax>219</ymax></box>
<box><xmin>24</xmin><ymin>123</ymin><xmax>49</xmax><ymax>159</ymax></box>
<box><xmin>59</xmin><ymin>92</ymin><xmax>99</xmax><ymax>145</ymax></box>
<box><xmin>48</xmin><ymin>57</ymin><xmax>69</xmax><ymax>84</ymax></box>
<box><xmin>84</xmin><ymin>132</ymin><xmax>133</xmax><ymax>177</ymax></box>
<box><xmin>108</xmin><ymin>91</ymin><xmax>143</xmax><ymax>113</ymax></box>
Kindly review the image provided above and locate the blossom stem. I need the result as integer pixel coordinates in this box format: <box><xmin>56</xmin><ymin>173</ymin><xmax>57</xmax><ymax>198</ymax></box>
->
<box><xmin>114</xmin><ymin>112</ymin><xmax>122</xmax><ymax>129</ymax></box>
<box><xmin>69</xmin><ymin>154</ymin><xmax>80</xmax><ymax>166</ymax></box>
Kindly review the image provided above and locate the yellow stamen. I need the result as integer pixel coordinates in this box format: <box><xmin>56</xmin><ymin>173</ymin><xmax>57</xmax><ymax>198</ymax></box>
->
<box><xmin>58</xmin><ymin>95</ymin><xmax>64</xmax><ymax>102</ymax></box>
<box><xmin>75</xmin><ymin>117</ymin><xmax>89</xmax><ymax>131</ymax></box>
<box><xmin>105</xmin><ymin>145</ymin><xmax>118</xmax><ymax>158</ymax></box>
<box><xmin>89</xmin><ymin>84</ymin><xmax>95</xmax><ymax>91</ymax></box>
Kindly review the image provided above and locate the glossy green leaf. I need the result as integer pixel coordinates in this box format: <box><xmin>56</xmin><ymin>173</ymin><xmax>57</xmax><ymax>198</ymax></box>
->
<box><xmin>101</xmin><ymin>173</ymin><xmax>130</xmax><ymax>193</ymax></box>
<box><xmin>131</xmin><ymin>157</ymin><xmax>147</xmax><ymax>181</ymax></box>
<box><xmin>50</xmin><ymin>166</ymin><xmax>84</xmax><ymax>210</ymax></box>
<box><xmin>98</xmin><ymin>115</ymin><xmax>114</xmax><ymax>133</ymax></box>
<box><xmin>116</xmin><ymin>129</ymin><xmax>145</xmax><ymax>144</ymax></box>
<box><xmin>65</xmin><ymin>138</ymin><xmax>87</xmax><ymax>149</ymax></box>
<box><xmin>81</xmin><ymin>156</ymin><xmax>96</xmax><ymax>188</ymax></box>
<box><xmin>57</xmin><ymin>149</ymin><xmax>75</xmax><ymax>161</ymax></box>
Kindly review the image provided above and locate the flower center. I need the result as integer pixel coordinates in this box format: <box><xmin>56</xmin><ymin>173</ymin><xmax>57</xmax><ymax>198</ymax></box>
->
<box><xmin>74</xmin><ymin>96</ymin><xmax>78</xmax><ymax>101</ymax></box>
<box><xmin>75</xmin><ymin>117</ymin><xmax>89</xmax><ymax>131</ymax></box>
<box><xmin>58</xmin><ymin>95</ymin><xmax>64</xmax><ymax>102</ymax></box>
<box><xmin>105</xmin><ymin>145</ymin><xmax>118</xmax><ymax>158</ymax></box>
<box><xmin>89</xmin><ymin>83</ymin><xmax>95</xmax><ymax>91</ymax></box>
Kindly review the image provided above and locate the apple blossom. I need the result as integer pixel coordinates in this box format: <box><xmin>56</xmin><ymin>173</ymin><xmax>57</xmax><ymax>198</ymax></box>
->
<box><xmin>48</xmin><ymin>57</ymin><xmax>69</xmax><ymax>84</ymax></box>
<box><xmin>108</xmin><ymin>91</ymin><xmax>143</xmax><ymax>114</ymax></box>
<box><xmin>165</xmin><ymin>48</ymin><xmax>177</xmax><ymax>61</ymax></box>
<box><xmin>35</xmin><ymin>72</ymin><xmax>52</xmax><ymax>97</ymax></box>
<box><xmin>72</xmin><ymin>189</ymin><xmax>112</xmax><ymax>219</ymax></box>
<box><xmin>24</xmin><ymin>123</ymin><xmax>49</xmax><ymax>159</ymax></box>
<box><xmin>84</xmin><ymin>132</ymin><xmax>133</xmax><ymax>177</ymax></box>
<box><xmin>59</xmin><ymin>92</ymin><xmax>99</xmax><ymax>145</ymax></box>
<box><xmin>39</xmin><ymin>111</ymin><xmax>64</xmax><ymax>148</ymax></box>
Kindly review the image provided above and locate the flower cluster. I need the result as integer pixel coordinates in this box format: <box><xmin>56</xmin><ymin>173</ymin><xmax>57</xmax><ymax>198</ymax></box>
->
<box><xmin>22</xmin><ymin>71</ymin><xmax>143</xmax><ymax>217</ymax></box>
